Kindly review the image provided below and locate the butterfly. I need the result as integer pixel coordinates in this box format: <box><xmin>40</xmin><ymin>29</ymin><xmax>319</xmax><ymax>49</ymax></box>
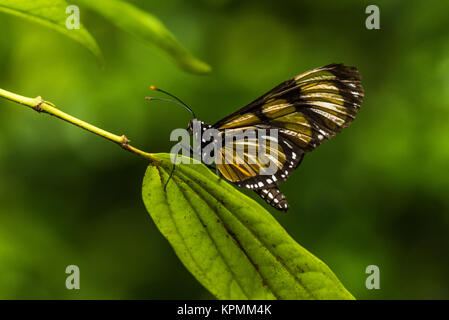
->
<box><xmin>148</xmin><ymin>63</ymin><xmax>364</xmax><ymax>211</ymax></box>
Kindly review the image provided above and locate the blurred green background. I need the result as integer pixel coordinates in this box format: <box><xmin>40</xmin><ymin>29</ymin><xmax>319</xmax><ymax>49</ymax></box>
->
<box><xmin>0</xmin><ymin>0</ymin><xmax>448</xmax><ymax>299</ymax></box>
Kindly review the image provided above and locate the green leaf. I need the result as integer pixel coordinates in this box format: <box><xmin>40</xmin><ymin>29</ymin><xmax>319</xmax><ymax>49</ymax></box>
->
<box><xmin>75</xmin><ymin>0</ymin><xmax>211</xmax><ymax>74</ymax></box>
<box><xmin>142</xmin><ymin>153</ymin><xmax>355</xmax><ymax>300</ymax></box>
<box><xmin>0</xmin><ymin>0</ymin><xmax>102</xmax><ymax>61</ymax></box>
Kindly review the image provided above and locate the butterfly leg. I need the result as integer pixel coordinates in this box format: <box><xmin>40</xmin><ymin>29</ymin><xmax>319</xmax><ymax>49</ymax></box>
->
<box><xmin>164</xmin><ymin>143</ymin><xmax>197</xmax><ymax>191</ymax></box>
<box><xmin>178</xmin><ymin>143</ymin><xmax>196</xmax><ymax>158</ymax></box>
<box><xmin>216</xmin><ymin>167</ymin><xmax>223</xmax><ymax>180</ymax></box>
<box><xmin>164</xmin><ymin>155</ymin><xmax>177</xmax><ymax>191</ymax></box>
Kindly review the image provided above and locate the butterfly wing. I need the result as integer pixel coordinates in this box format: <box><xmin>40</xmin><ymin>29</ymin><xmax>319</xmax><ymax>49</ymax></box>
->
<box><xmin>215</xmin><ymin>131</ymin><xmax>301</xmax><ymax>211</ymax></box>
<box><xmin>214</xmin><ymin>63</ymin><xmax>364</xmax><ymax>152</ymax></box>
<box><xmin>215</xmin><ymin>127</ymin><xmax>305</xmax><ymax>189</ymax></box>
<box><xmin>213</xmin><ymin>63</ymin><xmax>364</xmax><ymax>210</ymax></box>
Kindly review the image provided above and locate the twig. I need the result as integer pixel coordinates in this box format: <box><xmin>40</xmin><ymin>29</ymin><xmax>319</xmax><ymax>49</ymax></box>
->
<box><xmin>0</xmin><ymin>87</ymin><xmax>155</xmax><ymax>161</ymax></box>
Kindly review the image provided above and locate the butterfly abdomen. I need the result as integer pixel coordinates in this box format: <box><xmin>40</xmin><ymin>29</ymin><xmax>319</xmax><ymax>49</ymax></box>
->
<box><xmin>256</xmin><ymin>187</ymin><xmax>289</xmax><ymax>211</ymax></box>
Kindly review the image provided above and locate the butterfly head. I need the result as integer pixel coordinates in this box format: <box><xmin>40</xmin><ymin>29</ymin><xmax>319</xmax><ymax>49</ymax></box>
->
<box><xmin>187</xmin><ymin>119</ymin><xmax>197</xmax><ymax>133</ymax></box>
<box><xmin>187</xmin><ymin>119</ymin><xmax>213</xmax><ymax>135</ymax></box>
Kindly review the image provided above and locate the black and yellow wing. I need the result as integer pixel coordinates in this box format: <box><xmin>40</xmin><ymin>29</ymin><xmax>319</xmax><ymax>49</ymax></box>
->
<box><xmin>215</xmin><ymin>126</ymin><xmax>304</xmax><ymax>187</ymax></box>
<box><xmin>213</xmin><ymin>63</ymin><xmax>364</xmax><ymax>210</ymax></box>
<box><xmin>214</xmin><ymin>63</ymin><xmax>364</xmax><ymax>151</ymax></box>
<box><xmin>214</xmin><ymin>128</ymin><xmax>304</xmax><ymax>211</ymax></box>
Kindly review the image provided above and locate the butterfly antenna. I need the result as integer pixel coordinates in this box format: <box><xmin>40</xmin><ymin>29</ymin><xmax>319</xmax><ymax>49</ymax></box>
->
<box><xmin>145</xmin><ymin>97</ymin><xmax>195</xmax><ymax>119</ymax></box>
<box><xmin>149</xmin><ymin>85</ymin><xmax>196</xmax><ymax>119</ymax></box>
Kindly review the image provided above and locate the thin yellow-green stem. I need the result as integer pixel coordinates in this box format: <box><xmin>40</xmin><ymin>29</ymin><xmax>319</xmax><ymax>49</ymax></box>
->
<box><xmin>0</xmin><ymin>87</ymin><xmax>155</xmax><ymax>161</ymax></box>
